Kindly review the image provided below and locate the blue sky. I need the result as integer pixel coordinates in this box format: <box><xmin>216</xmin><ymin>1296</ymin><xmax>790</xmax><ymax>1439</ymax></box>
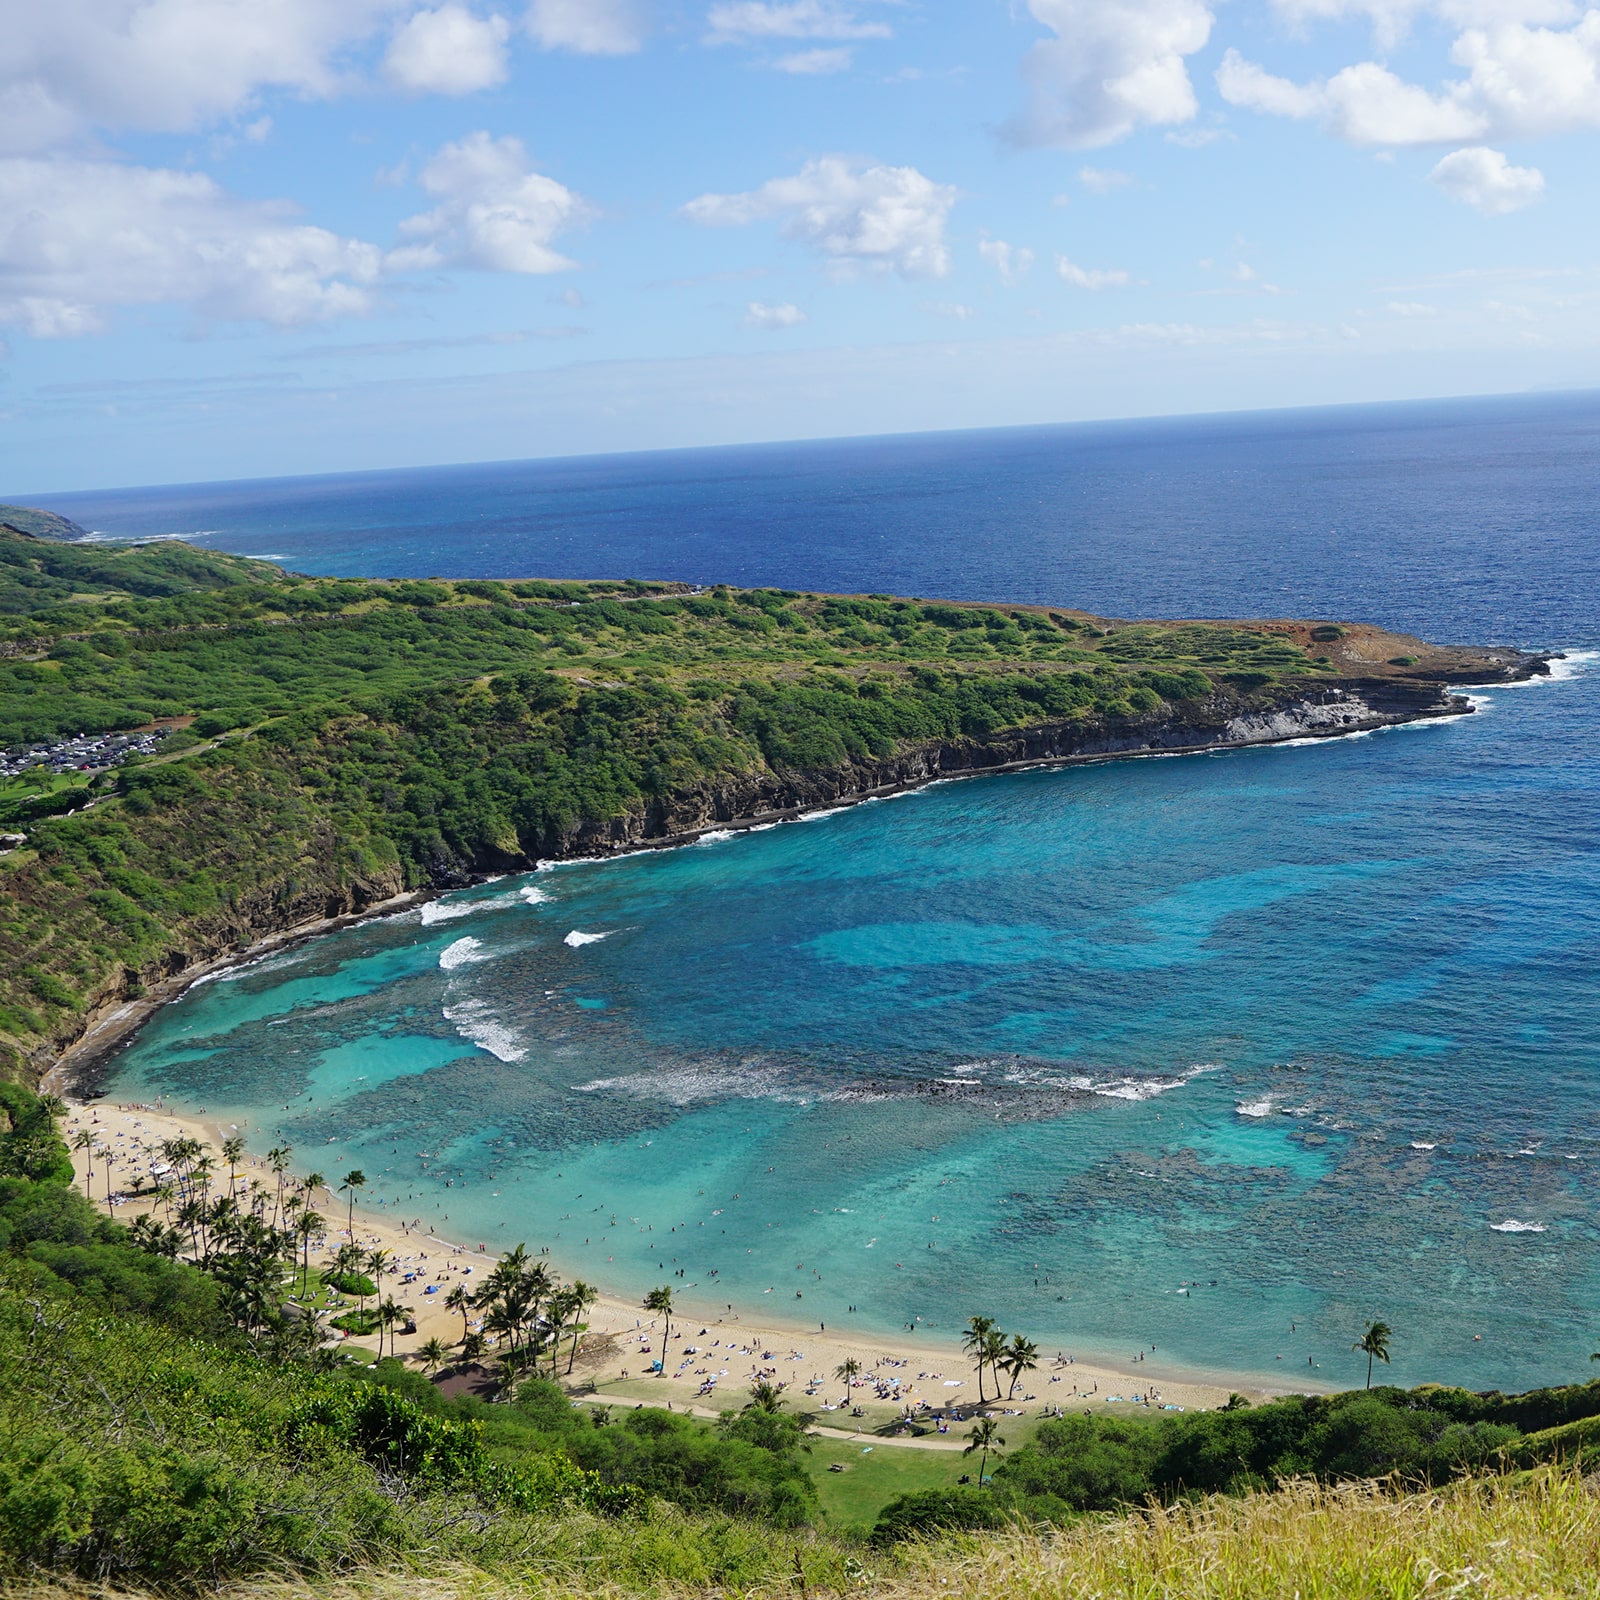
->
<box><xmin>4</xmin><ymin>0</ymin><xmax>1599</xmax><ymax>490</ymax></box>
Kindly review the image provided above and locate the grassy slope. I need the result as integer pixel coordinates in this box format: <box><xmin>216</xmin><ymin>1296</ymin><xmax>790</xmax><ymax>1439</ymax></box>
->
<box><xmin>13</xmin><ymin>1472</ymin><xmax>1600</xmax><ymax>1599</ymax></box>
<box><xmin>0</xmin><ymin>504</ymin><xmax>91</xmax><ymax>542</ymax></box>
<box><xmin>0</xmin><ymin>530</ymin><xmax>1373</xmax><ymax>1085</ymax></box>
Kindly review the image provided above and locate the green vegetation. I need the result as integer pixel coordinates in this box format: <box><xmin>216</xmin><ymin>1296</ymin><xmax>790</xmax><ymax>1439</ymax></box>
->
<box><xmin>0</xmin><ymin>503</ymin><xmax>90</xmax><ymax>542</ymax></box>
<box><xmin>7</xmin><ymin>1082</ymin><xmax>1600</xmax><ymax>1594</ymax></box>
<box><xmin>0</xmin><ymin>528</ymin><xmax>1343</xmax><ymax>1083</ymax></box>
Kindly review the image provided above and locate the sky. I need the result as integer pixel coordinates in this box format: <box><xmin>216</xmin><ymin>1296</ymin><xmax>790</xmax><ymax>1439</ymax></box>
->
<box><xmin>4</xmin><ymin>0</ymin><xmax>1600</xmax><ymax>491</ymax></box>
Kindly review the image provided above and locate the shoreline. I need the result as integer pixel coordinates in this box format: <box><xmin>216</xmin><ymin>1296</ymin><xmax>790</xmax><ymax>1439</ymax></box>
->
<box><xmin>41</xmin><ymin>675</ymin><xmax>1523</xmax><ymax>1104</ymax></box>
<box><xmin>62</xmin><ymin>1095</ymin><xmax>1313</xmax><ymax>1421</ymax></box>
<box><xmin>36</xmin><ymin>664</ymin><xmax>1563</xmax><ymax>1415</ymax></box>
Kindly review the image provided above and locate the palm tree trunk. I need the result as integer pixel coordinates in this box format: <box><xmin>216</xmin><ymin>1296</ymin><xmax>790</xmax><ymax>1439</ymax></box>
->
<box><xmin>659</xmin><ymin>1313</ymin><xmax>671</xmax><ymax>1376</ymax></box>
<box><xmin>1367</xmin><ymin>1352</ymin><xmax>1373</xmax><ymax>1389</ymax></box>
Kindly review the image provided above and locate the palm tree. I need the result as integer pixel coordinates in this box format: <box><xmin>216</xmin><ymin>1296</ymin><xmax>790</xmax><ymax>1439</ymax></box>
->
<box><xmin>746</xmin><ymin>1379</ymin><xmax>784</xmax><ymax>1413</ymax></box>
<box><xmin>643</xmin><ymin>1286</ymin><xmax>674</xmax><ymax>1377</ymax></box>
<box><xmin>418</xmin><ymin>1337</ymin><xmax>451</xmax><ymax>1376</ymax></box>
<box><xmin>338</xmin><ymin>1169</ymin><xmax>366</xmax><ymax>1240</ymax></box>
<box><xmin>367</xmin><ymin>1247</ymin><xmax>391</xmax><ymax>1322</ymax></box>
<box><xmin>979</xmin><ymin>1328</ymin><xmax>1009</xmax><ymax>1403</ymax></box>
<box><xmin>267</xmin><ymin>1145</ymin><xmax>291</xmax><ymax>1227</ymax></box>
<box><xmin>834</xmin><ymin>1356</ymin><xmax>861</xmax><ymax>1404</ymax></box>
<box><xmin>221</xmin><ymin>1136</ymin><xmax>245</xmax><ymax>1200</ymax></box>
<box><xmin>964</xmin><ymin>1417</ymin><xmax>1006</xmax><ymax>1483</ymax></box>
<box><xmin>565</xmin><ymin>1280</ymin><xmax>598</xmax><ymax>1374</ymax></box>
<box><xmin>296</xmin><ymin>1209</ymin><xmax>323</xmax><ymax>1282</ymax></box>
<box><xmin>446</xmin><ymin>1284</ymin><xmax>472</xmax><ymax>1343</ymax></box>
<box><xmin>962</xmin><ymin>1316</ymin><xmax>997</xmax><ymax>1402</ymax></box>
<box><xmin>1002</xmin><ymin>1334</ymin><xmax>1039</xmax><ymax>1399</ymax></box>
<box><xmin>71</xmin><ymin>1128</ymin><xmax>95</xmax><ymax>1198</ymax></box>
<box><xmin>1353</xmin><ymin>1320</ymin><xmax>1392</xmax><ymax>1388</ymax></box>
<box><xmin>378</xmin><ymin>1297</ymin><xmax>402</xmax><ymax>1360</ymax></box>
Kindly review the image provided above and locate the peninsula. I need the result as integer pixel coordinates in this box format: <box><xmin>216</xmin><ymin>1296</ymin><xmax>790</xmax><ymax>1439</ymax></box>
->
<box><xmin>0</xmin><ymin>521</ymin><xmax>1545</xmax><ymax>1090</ymax></box>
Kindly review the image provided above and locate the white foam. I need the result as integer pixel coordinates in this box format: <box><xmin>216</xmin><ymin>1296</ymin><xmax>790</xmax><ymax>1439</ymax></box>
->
<box><xmin>1235</xmin><ymin>1098</ymin><xmax>1274</xmax><ymax>1119</ymax></box>
<box><xmin>798</xmin><ymin>805</ymin><xmax>851</xmax><ymax>822</ymax></box>
<box><xmin>564</xmin><ymin>929</ymin><xmax>611</xmax><ymax>947</ymax></box>
<box><xmin>442</xmin><ymin>1001</ymin><xmax>526</xmax><ymax>1062</ymax></box>
<box><xmin>1472</xmin><ymin>650</ymin><xmax>1595</xmax><ymax>689</ymax></box>
<box><xmin>695</xmin><ymin>829</ymin><xmax>737</xmax><ymax>845</ymax></box>
<box><xmin>439</xmin><ymin>935</ymin><xmax>486</xmax><ymax>970</ymax></box>
<box><xmin>1410</xmin><ymin>1141</ymin><xmax>1437</xmax><ymax>1151</ymax></box>
<box><xmin>572</xmin><ymin>1062</ymin><xmax>806</xmax><ymax>1106</ymax></box>
<box><xmin>1063</xmin><ymin>1063</ymin><xmax>1218</xmax><ymax>1103</ymax></box>
<box><xmin>1489</xmin><ymin>1219</ymin><xmax>1546</xmax><ymax>1233</ymax></box>
<box><xmin>518</xmin><ymin>884</ymin><xmax>551</xmax><ymax>904</ymax></box>
<box><xmin>420</xmin><ymin>900</ymin><xmax>480</xmax><ymax>925</ymax></box>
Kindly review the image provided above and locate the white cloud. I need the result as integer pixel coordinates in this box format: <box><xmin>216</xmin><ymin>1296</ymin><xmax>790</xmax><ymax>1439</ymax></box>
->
<box><xmin>705</xmin><ymin>1</ymin><xmax>891</xmax><ymax>42</ymax></box>
<box><xmin>1009</xmin><ymin>0</ymin><xmax>1214</xmax><ymax>149</ymax></box>
<box><xmin>396</xmin><ymin>132</ymin><xmax>589</xmax><ymax>272</ymax></box>
<box><xmin>0</xmin><ymin>0</ymin><xmax>404</xmax><ymax>152</ymax></box>
<box><xmin>1429</xmin><ymin>145</ymin><xmax>1545</xmax><ymax>211</ymax></box>
<box><xmin>1267</xmin><ymin>0</ymin><xmax>1579</xmax><ymax>51</ymax></box>
<box><xmin>1057</xmin><ymin>254</ymin><xmax>1132</xmax><ymax>288</ymax></box>
<box><xmin>978</xmin><ymin>238</ymin><xmax>1035</xmax><ymax>286</ymax></box>
<box><xmin>775</xmin><ymin>47</ymin><xmax>854</xmax><ymax>72</ymax></box>
<box><xmin>920</xmin><ymin>300</ymin><xmax>977</xmax><ymax>318</ymax></box>
<box><xmin>525</xmin><ymin>0</ymin><xmax>645</xmax><ymax>53</ymax></box>
<box><xmin>682</xmin><ymin>156</ymin><xmax>957</xmax><ymax>279</ymax></box>
<box><xmin>745</xmin><ymin>299</ymin><xmax>806</xmax><ymax>327</ymax></box>
<box><xmin>1079</xmin><ymin>164</ymin><xmax>1135</xmax><ymax>191</ymax></box>
<box><xmin>0</xmin><ymin>155</ymin><xmax>384</xmax><ymax>334</ymax></box>
<box><xmin>1218</xmin><ymin>12</ymin><xmax>1600</xmax><ymax>146</ymax></box>
<box><xmin>1165</xmin><ymin>125</ymin><xmax>1231</xmax><ymax>145</ymax></box>
<box><xmin>1216</xmin><ymin>50</ymin><xmax>1484</xmax><ymax>141</ymax></box>
<box><xmin>385</xmin><ymin>6</ymin><xmax>511</xmax><ymax>92</ymax></box>
<box><xmin>1387</xmin><ymin>300</ymin><xmax>1439</xmax><ymax>313</ymax></box>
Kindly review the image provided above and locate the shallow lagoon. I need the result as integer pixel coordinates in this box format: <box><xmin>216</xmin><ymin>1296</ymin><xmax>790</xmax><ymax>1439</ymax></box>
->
<box><xmin>103</xmin><ymin>659</ymin><xmax>1600</xmax><ymax>1392</ymax></box>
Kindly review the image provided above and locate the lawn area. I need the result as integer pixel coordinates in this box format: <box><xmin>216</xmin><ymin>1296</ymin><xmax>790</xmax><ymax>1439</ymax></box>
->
<box><xmin>806</xmin><ymin>1435</ymin><xmax>972</xmax><ymax>1531</ymax></box>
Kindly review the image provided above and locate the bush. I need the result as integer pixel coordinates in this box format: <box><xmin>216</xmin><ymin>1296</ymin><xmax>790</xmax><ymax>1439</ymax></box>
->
<box><xmin>322</xmin><ymin>1269</ymin><xmax>378</xmax><ymax>1298</ymax></box>
<box><xmin>872</xmin><ymin>1487</ymin><xmax>1009</xmax><ymax>1544</ymax></box>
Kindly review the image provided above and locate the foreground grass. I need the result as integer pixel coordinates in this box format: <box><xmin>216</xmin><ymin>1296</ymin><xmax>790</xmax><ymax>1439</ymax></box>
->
<box><xmin>889</xmin><ymin>1470</ymin><xmax>1600</xmax><ymax>1600</ymax></box>
<box><xmin>9</xmin><ymin>1470</ymin><xmax>1598</xmax><ymax>1600</ymax></box>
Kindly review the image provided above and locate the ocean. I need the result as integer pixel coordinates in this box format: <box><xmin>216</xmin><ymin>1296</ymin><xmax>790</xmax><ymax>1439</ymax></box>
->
<box><xmin>48</xmin><ymin>391</ymin><xmax>1600</xmax><ymax>1394</ymax></box>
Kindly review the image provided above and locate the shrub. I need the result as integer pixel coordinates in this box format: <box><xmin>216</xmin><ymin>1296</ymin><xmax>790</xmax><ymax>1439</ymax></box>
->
<box><xmin>872</xmin><ymin>1487</ymin><xmax>1009</xmax><ymax>1544</ymax></box>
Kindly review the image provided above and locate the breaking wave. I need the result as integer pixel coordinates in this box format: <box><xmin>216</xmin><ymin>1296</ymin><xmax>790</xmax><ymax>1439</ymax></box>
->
<box><xmin>442</xmin><ymin>1000</ymin><xmax>526</xmax><ymax>1063</ymax></box>
<box><xmin>439</xmin><ymin>936</ymin><xmax>487</xmax><ymax>970</ymax></box>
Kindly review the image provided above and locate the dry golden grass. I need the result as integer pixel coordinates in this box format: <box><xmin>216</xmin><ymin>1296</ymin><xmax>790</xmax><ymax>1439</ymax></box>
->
<box><xmin>889</xmin><ymin>1470</ymin><xmax>1600</xmax><ymax>1600</ymax></box>
<box><xmin>6</xmin><ymin>1470</ymin><xmax>1599</xmax><ymax>1600</ymax></box>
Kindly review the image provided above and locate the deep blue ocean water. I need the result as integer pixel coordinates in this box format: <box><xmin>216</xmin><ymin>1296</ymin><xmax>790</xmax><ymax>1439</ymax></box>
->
<box><xmin>61</xmin><ymin>392</ymin><xmax>1600</xmax><ymax>1393</ymax></box>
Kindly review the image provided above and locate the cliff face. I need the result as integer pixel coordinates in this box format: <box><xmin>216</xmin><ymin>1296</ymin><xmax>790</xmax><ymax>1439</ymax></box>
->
<box><xmin>28</xmin><ymin>674</ymin><xmax>1489</xmax><ymax>1090</ymax></box>
<box><xmin>526</xmin><ymin>677</ymin><xmax>1467</xmax><ymax>857</ymax></box>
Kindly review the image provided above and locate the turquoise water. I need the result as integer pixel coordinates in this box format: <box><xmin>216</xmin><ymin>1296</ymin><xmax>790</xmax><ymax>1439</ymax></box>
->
<box><xmin>103</xmin><ymin>659</ymin><xmax>1600</xmax><ymax>1393</ymax></box>
<box><xmin>80</xmin><ymin>397</ymin><xmax>1600</xmax><ymax>1392</ymax></box>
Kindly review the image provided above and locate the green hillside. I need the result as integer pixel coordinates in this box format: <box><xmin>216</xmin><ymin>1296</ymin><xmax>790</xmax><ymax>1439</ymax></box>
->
<box><xmin>0</xmin><ymin>503</ymin><xmax>92</xmax><ymax>542</ymax></box>
<box><xmin>0</xmin><ymin>530</ymin><xmax>1361</xmax><ymax>1084</ymax></box>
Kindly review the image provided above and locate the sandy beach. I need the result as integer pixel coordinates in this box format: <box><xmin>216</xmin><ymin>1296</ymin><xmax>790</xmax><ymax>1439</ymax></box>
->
<box><xmin>62</xmin><ymin>1095</ymin><xmax>1286</xmax><ymax>1438</ymax></box>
